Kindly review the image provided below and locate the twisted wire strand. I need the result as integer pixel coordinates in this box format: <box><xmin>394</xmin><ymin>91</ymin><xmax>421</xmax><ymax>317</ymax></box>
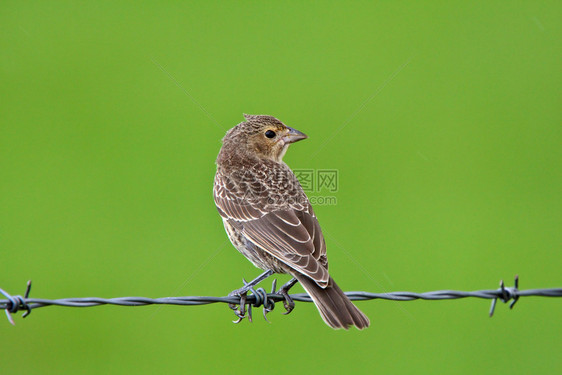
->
<box><xmin>1</xmin><ymin>277</ymin><xmax>561</xmax><ymax>325</ymax></box>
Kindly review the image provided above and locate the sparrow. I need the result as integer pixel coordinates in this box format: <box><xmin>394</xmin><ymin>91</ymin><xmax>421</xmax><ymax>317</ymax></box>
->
<box><xmin>213</xmin><ymin>114</ymin><xmax>369</xmax><ymax>330</ymax></box>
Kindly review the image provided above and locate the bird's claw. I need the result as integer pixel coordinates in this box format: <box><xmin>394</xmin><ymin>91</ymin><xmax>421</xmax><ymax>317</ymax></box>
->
<box><xmin>279</xmin><ymin>288</ymin><xmax>295</xmax><ymax>315</ymax></box>
<box><xmin>228</xmin><ymin>287</ymin><xmax>248</xmax><ymax>323</ymax></box>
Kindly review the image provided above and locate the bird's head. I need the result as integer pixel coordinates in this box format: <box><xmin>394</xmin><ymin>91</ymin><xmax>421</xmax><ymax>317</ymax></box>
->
<box><xmin>220</xmin><ymin>114</ymin><xmax>308</xmax><ymax>163</ymax></box>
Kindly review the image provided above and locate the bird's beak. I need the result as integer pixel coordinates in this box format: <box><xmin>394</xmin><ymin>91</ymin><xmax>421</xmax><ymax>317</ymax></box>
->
<box><xmin>283</xmin><ymin>127</ymin><xmax>308</xmax><ymax>144</ymax></box>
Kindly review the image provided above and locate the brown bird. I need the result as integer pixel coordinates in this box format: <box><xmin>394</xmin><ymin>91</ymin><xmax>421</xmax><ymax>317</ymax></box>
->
<box><xmin>214</xmin><ymin>114</ymin><xmax>369</xmax><ymax>329</ymax></box>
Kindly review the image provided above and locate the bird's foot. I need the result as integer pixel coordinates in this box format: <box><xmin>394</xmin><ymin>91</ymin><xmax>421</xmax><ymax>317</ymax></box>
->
<box><xmin>228</xmin><ymin>282</ymin><xmax>250</xmax><ymax>323</ymax></box>
<box><xmin>279</xmin><ymin>287</ymin><xmax>295</xmax><ymax>315</ymax></box>
<box><xmin>278</xmin><ymin>277</ymin><xmax>298</xmax><ymax>315</ymax></box>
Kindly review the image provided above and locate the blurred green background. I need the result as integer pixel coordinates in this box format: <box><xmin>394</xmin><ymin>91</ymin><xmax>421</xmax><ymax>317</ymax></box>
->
<box><xmin>1</xmin><ymin>1</ymin><xmax>561</xmax><ymax>373</ymax></box>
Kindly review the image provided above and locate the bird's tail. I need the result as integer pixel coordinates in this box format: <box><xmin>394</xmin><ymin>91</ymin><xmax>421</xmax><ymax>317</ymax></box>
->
<box><xmin>292</xmin><ymin>274</ymin><xmax>370</xmax><ymax>330</ymax></box>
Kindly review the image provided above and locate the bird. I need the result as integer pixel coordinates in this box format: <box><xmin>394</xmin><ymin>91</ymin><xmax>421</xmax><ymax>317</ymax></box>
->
<box><xmin>213</xmin><ymin>114</ymin><xmax>369</xmax><ymax>330</ymax></box>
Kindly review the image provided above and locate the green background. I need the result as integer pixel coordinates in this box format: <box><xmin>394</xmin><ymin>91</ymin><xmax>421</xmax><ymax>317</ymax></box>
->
<box><xmin>1</xmin><ymin>1</ymin><xmax>560</xmax><ymax>373</ymax></box>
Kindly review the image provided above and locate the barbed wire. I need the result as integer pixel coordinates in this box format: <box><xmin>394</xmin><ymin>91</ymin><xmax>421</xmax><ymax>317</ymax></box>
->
<box><xmin>1</xmin><ymin>276</ymin><xmax>561</xmax><ymax>325</ymax></box>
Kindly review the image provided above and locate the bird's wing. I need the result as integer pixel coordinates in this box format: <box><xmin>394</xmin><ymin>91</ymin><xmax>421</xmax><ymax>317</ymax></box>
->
<box><xmin>242</xmin><ymin>210</ymin><xmax>329</xmax><ymax>286</ymax></box>
<box><xmin>214</xmin><ymin>173</ymin><xmax>329</xmax><ymax>287</ymax></box>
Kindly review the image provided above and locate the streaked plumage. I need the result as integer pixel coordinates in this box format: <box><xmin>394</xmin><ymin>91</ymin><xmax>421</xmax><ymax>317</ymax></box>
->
<box><xmin>214</xmin><ymin>114</ymin><xmax>369</xmax><ymax>329</ymax></box>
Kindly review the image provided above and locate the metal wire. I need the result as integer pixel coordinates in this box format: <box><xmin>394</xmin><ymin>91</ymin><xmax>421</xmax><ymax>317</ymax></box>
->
<box><xmin>1</xmin><ymin>276</ymin><xmax>561</xmax><ymax>325</ymax></box>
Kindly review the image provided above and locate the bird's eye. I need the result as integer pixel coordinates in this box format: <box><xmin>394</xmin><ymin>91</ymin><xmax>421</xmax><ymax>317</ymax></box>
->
<box><xmin>265</xmin><ymin>130</ymin><xmax>276</xmax><ymax>138</ymax></box>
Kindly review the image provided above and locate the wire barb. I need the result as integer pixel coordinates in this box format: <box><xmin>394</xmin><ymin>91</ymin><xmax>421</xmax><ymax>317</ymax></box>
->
<box><xmin>0</xmin><ymin>280</ymin><xmax>32</xmax><ymax>325</ymax></box>
<box><xmin>232</xmin><ymin>279</ymin><xmax>277</xmax><ymax>324</ymax></box>
<box><xmin>1</xmin><ymin>276</ymin><xmax>561</xmax><ymax>325</ymax></box>
<box><xmin>489</xmin><ymin>275</ymin><xmax>520</xmax><ymax>317</ymax></box>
